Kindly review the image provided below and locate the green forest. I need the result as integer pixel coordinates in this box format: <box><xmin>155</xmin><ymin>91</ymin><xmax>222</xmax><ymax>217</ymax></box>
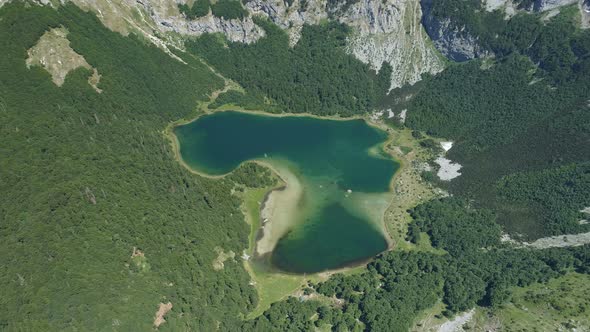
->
<box><xmin>178</xmin><ymin>0</ymin><xmax>247</xmax><ymax>20</ymax></box>
<box><xmin>407</xmin><ymin>6</ymin><xmax>590</xmax><ymax>239</ymax></box>
<box><xmin>178</xmin><ymin>0</ymin><xmax>210</xmax><ymax>19</ymax></box>
<box><xmin>187</xmin><ymin>19</ymin><xmax>389</xmax><ymax>116</ymax></box>
<box><xmin>244</xmin><ymin>199</ymin><xmax>590</xmax><ymax>331</ymax></box>
<box><xmin>1</xmin><ymin>0</ymin><xmax>589</xmax><ymax>331</ymax></box>
<box><xmin>0</xmin><ymin>3</ymin><xmax>259</xmax><ymax>330</ymax></box>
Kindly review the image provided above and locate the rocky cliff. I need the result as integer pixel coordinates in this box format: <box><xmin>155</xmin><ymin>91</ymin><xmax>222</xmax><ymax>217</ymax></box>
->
<box><xmin>340</xmin><ymin>0</ymin><xmax>444</xmax><ymax>88</ymax></box>
<box><xmin>485</xmin><ymin>0</ymin><xmax>580</xmax><ymax>12</ymax></box>
<box><xmin>531</xmin><ymin>0</ymin><xmax>578</xmax><ymax>11</ymax></box>
<box><xmin>241</xmin><ymin>0</ymin><xmax>444</xmax><ymax>88</ymax></box>
<box><xmin>421</xmin><ymin>0</ymin><xmax>588</xmax><ymax>63</ymax></box>
<box><xmin>420</xmin><ymin>0</ymin><xmax>490</xmax><ymax>62</ymax></box>
<box><xmin>10</xmin><ymin>0</ymin><xmax>444</xmax><ymax>90</ymax></box>
<box><xmin>582</xmin><ymin>0</ymin><xmax>590</xmax><ymax>28</ymax></box>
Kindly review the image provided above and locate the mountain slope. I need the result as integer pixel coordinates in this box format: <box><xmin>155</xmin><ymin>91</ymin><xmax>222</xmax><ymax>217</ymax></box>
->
<box><xmin>0</xmin><ymin>3</ymin><xmax>258</xmax><ymax>330</ymax></box>
<box><xmin>13</xmin><ymin>0</ymin><xmax>444</xmax><ymax>89</ymax></box>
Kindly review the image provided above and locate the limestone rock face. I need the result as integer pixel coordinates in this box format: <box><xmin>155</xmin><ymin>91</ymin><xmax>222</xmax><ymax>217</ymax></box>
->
<box><xmin>138</xmin><ymin>0</ymin><xmax>265</xmax><ymax>43</ymax></box>
<box><xmin>582</xmin><ymin>0</ymin><xmax>590</xmax><ymax>28</ymax></box>
<box><xmin>14</xmin><ymin>0</ymin><xmax>444</xmax><ymax>88</ymax></box>
<box><xmin>243</xmin><ymin>0</ymin><xmax>445</xmax><ymax>89</ymax></box>
<box><xmin>532</xmin><ymin>0</ymin><xmax>578</xmax><ymax>11</ymax></box>
<box><xmin>244</xmin><ymin>0</ymin><xmax>326</xmax><ymax>45</ymax></box>
<box><xmin>339</xmin><ymin>0</ymin><xmax>444</xmax><ymax>89</ymax></box>
<box><xmin>484</xmin><ymin>0</ymin><xmax>580</xmax><ymax>12</ymax></box>
<box><xmin>422</xmin><ymin>17</ymin><xmax>490</xmax><ymax>62</ymax></box>
<box><xmin>421</xmin><ymin>0</ymin><xmax>490</xmax><ymax>62</ymax></box>
<box><xmin>159</xmin><ymin>15</ymin><xmax>265</xmax><ymax>43</ymax></box>
<box><xmin>422</xmin><ymin>0</ymin><xmax>586</xmax><ymax>62</ymax></box>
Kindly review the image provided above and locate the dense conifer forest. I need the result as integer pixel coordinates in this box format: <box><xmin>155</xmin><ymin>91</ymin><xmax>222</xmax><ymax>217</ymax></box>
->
<box><xmin>406</xmin><ymin>4</ymin><xmax>590</xmax><ymax>239</ymax></box>
<box><xmin>0</xmin><ymin>3</ymin><xmax>259</xmax><ymax>330</ymax></box>
<box><xmin>179</xmin><ymin>0</ymin><xmax>247</xmax><ymax>20</ymax></box>
<box><xmin>187</xmin><ymin>19</ymin><xmax>388</xmax><ymax>116</ymax></box>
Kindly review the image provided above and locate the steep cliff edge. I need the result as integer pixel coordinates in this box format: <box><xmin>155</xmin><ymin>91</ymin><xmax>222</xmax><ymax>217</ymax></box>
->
<box><xmin>6</xmin><ymin>0</ymin><xmax>443</xmax><ymax>90</ymax></box>
<box><xmin>422</xmin><ymin>0</ymin><xmax>589</xmax><ymax>63</ymax></box>
<box><xmin>341</xmin><ymin>0</ymin><xmax>444</xmax><ymax>89</ymax></box>
<box><xmin>420</xmin><ymin>0</ymin><xmax>490</xmax><ymax>62</ymax></box>
<box><xmin>243</xmin><ymin>0</ymin><xmax>444</xmax><ymax>88</ymax></box>
<box><xmin>583</xmin><ymin>0</ymin><xmax>590</xmax><ymax>28</ymax></box>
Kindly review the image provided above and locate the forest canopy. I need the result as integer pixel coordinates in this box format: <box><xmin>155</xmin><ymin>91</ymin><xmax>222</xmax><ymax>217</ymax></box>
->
<box><xmin>1</xmin><ymin>1</ymin><xmax>589</xmax><ymax>331</ymax></box>
<box><xmin>406</xmin><ymin>8</ymin><xmax>590</xmax><ymax>239</ymax></box>
<box><xmin>186</xmin><ymin>19</ymin><xmax>387</xmax><ymax>116</ymax></box>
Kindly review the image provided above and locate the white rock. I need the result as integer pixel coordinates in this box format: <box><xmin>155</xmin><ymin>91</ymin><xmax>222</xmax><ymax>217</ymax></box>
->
<box><xmin>485</xmin><ymin>0</ymin><xmax>509</xmax><ymax>12</ymax></box>
<box><xmin>399</xmin><ymin>109</ymin><xmax>407</xmax><ymax>123</ymax></box>
<box><xmin>435</xmin><ymin>156</ymin><xmax>462</xmax><ymax>181</ymax></box>
<box><xmin>524</xmin><ymin>231</ymin><xmax>590</xmax><ymax>249</ymax></box>
<box><xmin>440</xmin><ymin>141</ymin><xmax>453</xmax><ymax>152</ymax></box>
<box><xmin>438</xmin><ymin>309</ymin><xmax>475</xmax><ymax>332</ymax></box>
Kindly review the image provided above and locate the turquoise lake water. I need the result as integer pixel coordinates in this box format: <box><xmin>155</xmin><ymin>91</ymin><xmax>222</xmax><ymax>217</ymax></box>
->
<box><xmin>174</xmin><ymin>111</ymin><xmax>399</xmax><ymax>273</ymax></box>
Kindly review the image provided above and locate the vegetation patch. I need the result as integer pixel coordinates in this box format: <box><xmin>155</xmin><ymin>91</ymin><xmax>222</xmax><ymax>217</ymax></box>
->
<box><xmin>178</xmin><ymin>0</ymin><xmax>211</xmax><ymax>19</ymax></box>
<box><xmin>130</xmin><ymin>247</ymin><xmax>150</xmax><ymax>273</ymax></box>
<box><xmin>467</xmin><ymin>273</ymin><xmax>590</xmax><ymax>331</ymax></box>
<box><xmin>212</xmin><ymin>247</ymin><xmax>236</xmax><ymax>270</ymax></box>
<box><xmin>26</xmin><ymin>26</ymin><xmax>101</xmax><ymax>92</ymax></box>
<box><xmin>187</xmin><ymin>19</ymin><xmax>390</xmax><ymax>116</ymax></box>
<box><xmin>211</xmin><ymin>0</ymin><xmax>248</xmax><ymax>20</ymax></box>
<box><xmin>406</xmin><ymin>7</ymin><xmax>590</xmax><ymax>239</ymax></box>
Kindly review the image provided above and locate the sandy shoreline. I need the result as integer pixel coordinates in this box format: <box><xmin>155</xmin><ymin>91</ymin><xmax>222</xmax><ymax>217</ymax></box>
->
<box><xmin>255</xmin><ymin>161</ymin><xmax>304</xmax><ymax>256</ymax></box>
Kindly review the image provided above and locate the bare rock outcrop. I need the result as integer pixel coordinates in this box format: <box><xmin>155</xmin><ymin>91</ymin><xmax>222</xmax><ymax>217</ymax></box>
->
<box><xmin>340</xmin><ymin>0</ymin><xmax>444</xmax><ymax>89</ymax></box>
<box><xmin>244</xmin><ymin>0</ymin><xmax>444</xmax><ymax>89</ymax></box>
<box><xmin>420</xmin><ymin>0</ymin><xmax>491</xmax><ymax>62</ymax></box>
<box><xmin>12</xmin><ymin>0</ymin><xmax>444</xmax><ymax>88</ymax></box>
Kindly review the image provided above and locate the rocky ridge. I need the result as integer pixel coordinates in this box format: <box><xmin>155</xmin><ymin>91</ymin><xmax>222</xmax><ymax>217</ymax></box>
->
<box><xmin>421</xmin><ymin>0</ymin><xmax>491</xmax><ymax>62</ymax></box>
<box><xmin>421</xmin><ymin>0</ymin><xmax>589</xmax><ymax>63</ymax></box>
<box><xmin>7</xmin><ymin>0</ymin><xmax>444</xmax><ymax>90</ymax></box>
<box><xmin>582</xmin><ymin>0</ymin><xmax>590</xmax><ymax>28</ymax></box>
<box><xmin>341</xmin><ymin>0</ymin><xmax>444</xmax><ymax>89</ymax></box>
<box><xmin>173</xmin><ymin>0</ymin><xmax>444</xmax><ymax>89</ymax></box>
<box><xmin>242</xmin><ymin>0</ymin><xmax>444</xmax><ymax>88</ymax></box>
<box><xmin>485</xmin><ymin>0</ymin><xmax>585</xmax><ymax>13</ymax></box>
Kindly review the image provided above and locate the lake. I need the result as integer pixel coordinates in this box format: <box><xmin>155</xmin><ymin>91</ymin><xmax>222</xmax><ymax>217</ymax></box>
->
<box><xmin>174</xmin><ymin>111</ymin><xmax>399</xmax><ymax>273</ymax></box>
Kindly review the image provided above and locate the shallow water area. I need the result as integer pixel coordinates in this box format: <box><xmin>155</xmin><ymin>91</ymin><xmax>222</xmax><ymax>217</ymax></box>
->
<box><xmin>174</xmin><ymin>111</ymin><xmax>399</xmax><ymax>273</ymax></box>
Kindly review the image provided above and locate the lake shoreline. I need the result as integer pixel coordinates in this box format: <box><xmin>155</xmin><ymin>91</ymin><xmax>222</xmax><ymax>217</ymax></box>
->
<box><xmin>253</xmin><ymin>161</ymin><xmax>304</xmax><ymax>258</ymax></box>
<box><xmin>165</xmin><ymin>103</ymin><xmax>403</xmax><ymax>275</ymax></box>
